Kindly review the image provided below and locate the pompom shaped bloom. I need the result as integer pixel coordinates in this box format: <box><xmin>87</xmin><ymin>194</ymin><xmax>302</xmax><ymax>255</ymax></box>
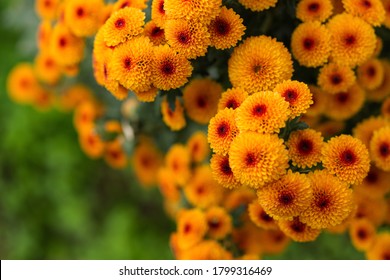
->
<box><xmin>7</xmin><ymin>63</ymin><xmax>40</xmax><ymax>104</ymax></box>
<box><xmin>357</xmin><ymin>58</ymin><xmax>385</xmax><ymax>91</ymax></box>
<box><xmin>164</xmin><ymin>0</ymin><xmax>221</xmax><ymax>23</ymax></box>
<box><xmin>187</xmin><ymin>131</ymin><xmax>210</xmax><ymax>163</ymax></box>
<box><xmin>205</xmin><ymin>206</ymin><xmax>232</xmax><ymax>240</ymax></box>
<box><xmin>349</xmin><ymin>218</ymin><xmax>376</xmax><ymax>252</ymax></box>
<box><xmin>176</xmin><ymin>208</ymin><xmax>208</xmax><ymax>250</ymax></box>
<box><xmin>370</xmin><ymin>126</ymin><xmax>390</xmax><ymax>171</ymax></box>
<box><xmin>161</xmin><ymin>97</ymin><xmax>186</xmax><ymax>131</ymax></box>
<box><xmin>35</xmin><ymin>0</ymin><xmax>60</xmax><ymax>20</ymax></box>
<box><xmin>317</xmin><ymin>63</ymin><xmax>356</xmax><ymax>94</ymax></box>
<box><xmin>210</xmin><ymin>153</ymin><xmax>241</xmax><ymax>189</ymax></box>
<box><xmin>151</xmin><ymin>0</ymin><xmax>168</xmax><ymax>28</ymax></box>
<box><xmin>367</xmin><ymin>60</ymin><xmax>390</xmax><ymax>102</ymax></box>
<box><xmin>228</xmin><ymin>36</ymin><xmax>293</xmax><ymax>94</ymax></box>
<box><xmin>133</xmin><ymin>87</ymin><xmax>159</xmax><ymax>102</ymax></box>
<box><xmin>324</xmin><ymin>83</ymin><xmax>365</xmax><ymax>121</ymax></box>
<box><xmin>300</xmin><ymin>171</ymin><xmax>354</xmax><ymax>229</ymax></box>
<box><xmin>355</xmin><ymin>193</ymin><xmax>387</xmax><ymax>226</ymax></box>
<box><xmin>78</xmin><ymin>128</ymin><xmax>105</xmax><ymax>159</ymax></box>
<box><xmin>218</xmin><ymin>88</ymin><xmax>248</xmax><ymax>111</ymax></box>
<box><xmin>278</xmin><ymin>217</ymin><xmax>321</xmax><ymax>242</ymax></box>
<box><xmin>104</xmin><ymin>139</ymin><xmax>128</xmax><ymax>169</ymax></box>
<box><xmin>111</xmin><ymin>36</ymin><xmax>154</xmax><ymax>93</ymax></box>
<box><xmin>286</xmin><ymin>128</ymin><xmax>324</xmax><ymax>168</ymax></box>
<box><xmin>237</xmin><ymin>0</ymin><xmax>278</xmax><ymax>12</ymax></box>
<box><xmin>322</xmin><ymin>135</ymin><xmax>370</xmax><ymax>185</ymax></box>
<box><xmin>274</xmin><ymin>80</ymin><xmax>313</xmax><ymax>118</ymax></box>
<box><xmin>257</xmin><ymin>171</ymin><xmax>312</xmax><ymax>220</ymax></box>
<box><xmin>152</xmin><ymin>44</ymin><xmax>193</xmax><ymax>90</ymax></box>
<box><xmin>296</xmin><ymin>0</ymin><xmax>333</xmax><ymax>22</ymax></box>
<box><xmin>366</xmin><ymin>233</ymin><xmax>390</xmax><ymax>260</ymax></box>
<box><xmin>165</xmin><ymin>19</ymin><xmax>210</xmax><ymax>59</ymax></box>
<box><xmin>342</xmin><ymin>0</ymin><xmax>385</xmax><ymax>26</ymax></box>
<box><xmin>248</xmin><ymin>201</ymin><xmax>278</xmax><ymax>230</ymax></box>
<box><xmin>208</xmin><ymin>7</ymin><xmax>246</xmax><ymax>50</ymax></box>
<box><xmin>291</xmin><ymin>21</ymin><xmax>331</xmax><ymax>68</ymax></box>
<box><xmin>143</xmin><ymin>21</ymin><xmax>166</xmax><ymax>46</ymax></box>
<box><xmin>184</xmin><ymin>165</ymin><xmax>223</xmax><ymax>209</ymax></box>
<box><xmin>229</xmin><ymin>132</ymin><xmax>289</xmax><ymax>189</ymax></box>
<box><xmin>165</xmin><ymin>144</ymin><xmax>191</xmax><ymax>186</ymax></box>
<box><xmin>73</xmin><ymin>101</ymin><xmax>101</xmax><ymax>134</ymax></box>
<box><xmin>101</xmin><ymin>7</ymin><xmax>145</xmax><ymax>47</ymax></box>
<box><xmin>183</xmin><ymin>78</ymin><xmax>223</xmax><ymax>124</ymax></box>
<box><xmin>327</xmin><ymin>13</ymin><xmax>376</xmax><ymax>67</ymax></box>
<box><xmin>353</xmin><ymin>116</ymin><xmax>389</xmax><ymax>148</ymax></box>
<box><xmin>34</xmin><ymin>51</ymin><xmax>61</xmax><ymax>85</ymax></box>
<box><xmin>208</xmin><ymin>108</ymin><xmax>238</xmax><ymax>156</ymax></box>
<box><xmin>64</xmin><ymin>0</ymin><xmax>105</xmax><ymax>37</ymax></box>
<box><xmin>236</xmin><ymin>91</ymin><xmax>290</xmax><ymax>134</ymax></box>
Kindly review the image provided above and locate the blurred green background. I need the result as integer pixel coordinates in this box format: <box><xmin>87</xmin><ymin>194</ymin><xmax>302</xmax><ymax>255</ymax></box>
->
<box><xmin>0</xmin><ymin>0</ymin><xmax>369</xmax><ymax>260</ymax></box>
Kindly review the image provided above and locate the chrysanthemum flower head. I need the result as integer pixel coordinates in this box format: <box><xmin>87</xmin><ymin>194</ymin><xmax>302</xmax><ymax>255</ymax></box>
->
<box><xmin>101</xmin><ymin>7</ymin><xmax>145</xmax><ymax>47</ymax></box>
<box><xmin>317</xmin><ymin>62</ymin><xmax>356</xmax><ymax>94</ymax></box>
<box><xmin>151</xmin><ymin>0</ymin><xmax>168</xmax><ymax>28</ymax></box>
<box><xmin>228</xmin><ymin>35</ymin><xmax>293</xmax><ymax>94</ymax></box>
<box><xmin>73</xmin><ymin>101</ymin><xmax>101</xmax><ymax>134</ymax></box>
<box><xmin>366</xmin><ymin>232</ymin><xmax>390</xmax><ymax>260</ymax></box>
<box><xmin>257</xmin><ymin>170</ymin><xmax>312</xmax><ymax>220</ymax></box>
<box><xmin>286</xmin><ymin>128</ymin><xmax>324</xmax><ymax>168</ymax></box>
<box><xmin>208</xmin><ymin>7</ymin><xmax>246</xmax><ymax>50</ymax></box>
<box><xmin>210</xmin><ymin>153</ymin><xmax>241</xmax><ymax>189</ymax></box>
<box><xmin>278</xmin><ymin>217</ymin><xmax>321</xmax><ymax>242</ymax></box>
<box><xmin>208</xmin><ymin>108</ymin><xmax>238</xmax><ymax>156</ymax></box>
<box><xmin>157</xmin><ymin>167</ymin><xmax>180</xmax><ymax>202</ymax></box>
<box><xmin>327</xmin><ymin>13</ymin><xmax>376</xmax><ymax>67</ymax></box>
<box><xmin>7</xmin><ymin>63</ymin><xmax>40</xmax><ymax>104</ymax></box>
<box><xmin>355</xmin><ymin>165</ymin><xmax>390</xmax><ymax>198</ymax></box>
<box><xmin>322</xmin><ymin>134</ymin><xmax>370</xmax><ymax>184</ymax></box>
<box><xmin>324</xmin><ymin>83</ymin><xmax>365</xmax><ymax>121</ymax></box>
<box><xmin>133</xmin><ymin>87</ymin><xmax>159</xmax><ymax>102</ymax></box>
<box><xmin>296</xmin><ymin>0</ymin><xmax>333</xmax><ymax>22</ymax></box>
<box><xmin>165</xmin><ymin>144</ymin><xmax>191</xmax><ymax>186</ymax></box>
<box><xmin>164</xmin><ymin>0</ymin><xmax>221</xmax><ymax>23</ymax></box>
<box><xmin>34</xmin><ymin>51</ymin><xmax>61</xmax><ymax>85</ymax></box>
<box><xmin>104</xmin><ymin>138</ymin><xmax>128</xmax><ymax>169</ymax></box>
<box><xmin>35</xmin><ymin>0</ymin><xmax>61</xmax><ymax>20</ymax></box>
<box><xmin>205</xmin><ymin>206</ymin><xmax>232</xmax><ymax>240</ymax></box>
<box><xmin>370</xmin><ymin>126</ymin><xmax>390</xmax><ymax>171</ymax></box>
<box><xmin>58</xmin><ymin>84</ymin><xmax>94</xmax><ymax>112</ymax></box>
<box><xmin>354</xmin><ymin>192</ymin><xmax>387</xmax><ymax>226</ymax></box>
<box><xmin>144</xmin><ymin>21</ymin><xmax>167</xmax><ymax>46</ymax></box>
<box><xmin>353</xmin><ymin>116</ymin><xmax>389</xmax><ymax>148</ymax></box>
<box><xmin>305</xmin><ymin>85</ymin><xmax>327</xmax><ymax>117</ymax></box>
<box><xmin>176</xmin><ymin>208</ymin><xmax>208</xmax><ymax>250</ymax></box>
<box><xmin>248</xmin><ymin>200</ymin><xmax>278</xmax><ymax>230</ymax></box>
<box><xmin>218</xmin><ymin>88</ymin><xmax>248</xmax><ymax>111</ymax></box>
<box><xmin>152</xmin><ymin>44</ymin><xmax>193</xmax><ymax>90</ymax></box>
<box><xmin>357</xmin><ymin>58</ymin><xmax>385</xmax><ymax>91</ymax></box>
<box><xmin>111</xmin><ymin>36</ymin><xmax>154</xmax><ymax>93</ymax></box>
<box><xmin>274</xmin><ymin>80</ymin><xmax>313</xmax><ymax>118</ymax></box>
<box><xmin>291</xmin><ymin>21</ymin><xmax>331</xmax><ymax>68</ymax></box>
<box><xmin>161</xmin><ymin>96</ymin><xmax>186</xmax><ymax>131</ymax></box>
<box><xmin>78</xmin><ymin>127</ymin><xmax>105</xmax><ymax>159</ymax></box>
<box><xmin>229</xmin><ymin>132</ymin><xmax>289</xmax><ymax>189</ymax></box>
<box><xmin>237</xmin><ymin>0</ymin><xmax>278</xmax><ymax>12</ymax></box>
<box><xmin>165</xmin><ymin>19</ymin><xmax>210</xmax><ymax>59</ymax></box>
<box><xmin>367</xmin><ymin>60</ymin><xmax>390</xmax><ymax>102</ymax></box>
<box><xmin>300</xmin><ymin>170</ymin><xmax>354</xmax><ymax>229</ymax></box>
<box><xmin>236</xmin><ymin>91</ymin><xmax>290</xmax><ymax>134</ymax></box>
<box><xmin>349</xmin><ymin>218</ymin><xmax>376</xmax><ymax>252</ymax></box>
<box><xmin>187</xmin><ymin>131</ymin><xmax>210</xmax><ymax>163</ymax></box>
<box><xmin>182</xmin><ymin>78</ymin><xmax>222</xmax><ymax>124</ymax></box>
<box><xmin>342</xmin><ymin>0</ymin><xmax>385</xmax><ymax>26</ymax></box>
<box><xmin>259</xmin><ymin>229</ymin><xmax>291</xmax><ymax>255</ymax></box>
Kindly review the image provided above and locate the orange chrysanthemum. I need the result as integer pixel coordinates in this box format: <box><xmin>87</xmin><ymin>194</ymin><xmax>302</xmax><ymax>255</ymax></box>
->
<box><xmin>104</xmin><ymin>139</ymin><xmax>128</xmax><ymax>169</ymax></box>
<box><xmin>78</xmin><ymin>128</ymin><xmax>105</xmax><ymax>159</ymax></box>
<box><xmin>58</xmin><ymin>84</ymin><xmax>94</xmax><ymax>112</ymax></box>
<box><xmin>35</xmin><ymin>0</ymin><xmax>60</xmax><ymax>20</ymax></box>
<box><xmin>367</xmin><ymin>60</ymin><xmax>390</xmax><ymax>102</ymax></box>
<box><xmin>208</xmin><ymin>7</ymin><xmax>246</xmax><ymax>50</ymax></box>
<box><xmin>257</xmin><ymin>170</ymin><xmax>312</xmax><ymax>220</ymax></box>
<box><xmin>342</xmin><ymin>0</ymin><xmax>385</xmax><ymax>26</ymax></box>
<box><xmin>161</xmin><ymin>96</ymin><xmax>186</xmax><ymax>131</ymax></box>
<box><xmin>349</xmin><ymin>218</ymin><xmax>377</xmax><ymax>252</ymax></box>
<box><xmin>228</xmin><ymin>36</ymin><xmax>293</xmax><ymax>93</ymax></box>
<box><xmin>291</xmin><ymin>21</ymin><xmax>331</xmax><ymax>68</ymax></box>
<box><xmin>228</xmin><ymin>132</ymin><xmax>289</xmax><ymax>189</ymax></box>
<box><xmin>157</xmin><ymin>167</ymin><xmax>180</xmax><ymax>202</ymax></box>
<box><xmin>152</xmin><ymin>44</ymin><xmax>193</xmax><ymax>90</ymax></box>
<box><xmin>317</xmin><ymin>63</ymin><xmax>356</xmax><ymax>94</ymax></box>
<box><xmin>7</xmin><ymin>63</ymin><xmax>40</xmax><ymax>104</ymax></box>
<box><xmin>34</xmin><ymin>51</ymin><xmax>61</xmax><ymax>85</ymax></box>
<box><xmin>111</xmin><ymin>36</ymin><xmax>154</xmax><ymax>92</ymax></box>
<box><xmin>37</xmin><ymin>20</ymin><xmax>53</xmax><ymax>51</ymax></box>
<box><xmin>355</xmin><ymin>165</ymin><xmax>390</xmax><ymax>198</ymax></box>
<box><xmin>180</xmin><ymin>240</ymin><xmax>232</xmax><ymax>260</ymax></box>
<box><xmin>286</xmin><ymin>128</ymin><xmax>324</xmax><ymax>169</ymax></box>
<box><xmin>210</xmin><ymin>153</ymin><xmax>241</xmax><ymax>189</ymax></box>
<box><xmin>300</xmin><ymin>171</ymin><xmax>354</xmax><ymax>229</ymax></box>
<box><xmin>133</xmin><ymin>87</ymin><xmax>159</xmax><ymax>102</ymax></box>
<box><xmin>274</xmin><ymin>80</ymin><xmax>313</xmax><ymax>118</ymax></box>
<box><xmin>164</xmin><ymin>0</ymin><xmax>221</xmax><ymax>23</ymax></box>
<box><xmin>101</xmin><ymin>7</ymin><xmax>145</xmax><ymax>47</ymax></box>
<box><xmin>144</xmin><ymin>21</ymin><xmax>167</xmax><ymax>46</ymax></box>
<box><xmin>164</xmin><ymin>19</ymin><xmax>210</xmax><ymax>60</ymax></box>
<box><xmin>327</xmin><ymin>13</ymin><xmax>376</xmax><ymax>67</ymax></box>
<box><xmin>324</xmin><ymin>83</ymin><xmax>365</xmax><ymax>121</ymax></box>
<box><xmin>305</xmin><ymin>85</ymin><xmax>327</xmax><ymax>117</ymax></box>
<box><xmin>259</xmin><ymin>229</ymin><xmax>291</xmax><ymax>255</ymax></box>
<box><xmin>322</xmin><ymin>135</ymin><xmax>370</xmax><ymax>184</ymax></box>
<box><xmin>366</xmin><ymin>232</ymin><xmax>390</xmax><ymax>260</ymax></box>
<box><xmin>165</xmin><ymin>144</ymin><xmax>191</xmax><ymax>186</ymax></box>
<box><xmin>218</xmin><ymin>88</ymin><xmax>248</xmax><ymax>111</ymax></box>
<box><xmin>278</xmin><ymin>217</ymin><xmax>321</xmax><ymax>242</ymax></box>
<box><xmin>236</xmin><ymin>91</ymin><xmax>290</xmax><ymax>134</ymax></box>
<box><xmin>353</xmin><ymin>116</ymin><xmax>389</xmax><ymax>148</ymax></box>
<box><xmin>237</xmin><ymin>0</ymin><xmax>278</xmax><ymax>12</ymax></box>
<box><xmin>151</xmin><ymin>0</ymin><xmax>168</xmax><ymax>28</ymax></box>
<box><xmin>354</xmin><ymin>193</ymin><xmax>387</xmax><ymax>226</ymax></box>
<box><xmin>73</xmin><ymin>101</ymin><xmax>101</xmax><ymax>134</ymax></box>
<box><xmin>186</xmin><ymin>131</ymin><xmax>210</xmax><ymax>163</ymax></box>
<box><xmin>296</xmin><ymin>0</ymin><xmax>333</xmax><ymax>22</ymax></box>
<box><xmin>357</xmin><ymin>58</ymin><xmax>385</xmax><ymax>91</ymax></box>
<box><xmin>248</xmin><ymin>200</ymin><xmax>278</xmax><ymax>230</ymax></box>
<box><xmin>208</xmin><ymin>108</ymin><xmax>238</xmax><ymax>156</ymax></box>
<box><xmin>182</xmin><ymin>78</ymin><xmax>222</xmax><ymax>124</ymax></box>
<box><xmin>205</xmin><ymin>206</ymin><xmax>232</xmax><ymax>240</ymax></box>
<box><xmin>370</xmin><ymin>126</ymin><xmax>390</xmax><ymax>171</ymax></box>
<box><xmin>176</xmin><ymin>208</ymin><xmax>208</xmax><ymax>250</ymax></box>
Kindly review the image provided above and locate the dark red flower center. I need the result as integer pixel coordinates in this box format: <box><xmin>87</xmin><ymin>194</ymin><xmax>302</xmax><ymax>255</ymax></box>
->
<box><xmin>365</xmin><ymin>170</ymin><xmax>378</xmax><ymax>184</ymax></box>
<box><xmin>226</xmin><ymin>99</ymin><xmax>239</xmax><ymax>109</ymax></box>
<box><xmin>291</xmin><ymin>220</ymin><xmax>305</xmax><ymax>233</ymax></box>
<box><xmin>110</xmin><ymin>150</ymin><xmax>120</xmax><ymax>160</ymax></box>
<box><xmin>357</xmin><ymin>229</ymin><xmax>367</xmax><ymax>240</ymax></box>
<box><xmin>379</xmin><ymin>142</ymin><xmax>390</xmax><ymax>157</ymax></box>
<box><xmin>214</xmin><ymin>18</ymin><xmax>230</xmax><ymax>36</ymax></box>
<box><xmin>217</xmin><ymin>122</ymin><xmax>230</xmax><ymax>137</ymax></box>
<box><xmin>115</xmin><ymin>18</ymin><xmax>125</xmax><ymax>29</ymax></box>
<box><xmin>76</xmin><ymin>7</ymin><xmax>84</xmax><ymax>18</ymax></box>
<box><xmin>177</xmin><ymin>32</ymin><xmax>190</xmax><ymax>44</ymax></box>
<box><xmin>196</xmin><ymin>185</ymin><xmax>205</xmax><ymax>195</ymax></box>
<box><xmin>283</xmin><ymin>90</ymin><xmax>298</xmax><ymax>103</ymax></box>
<box><xmin>344</xmin><ymin>35</ymin><xmax>356</xmax><ymax>46</ymax></box>
<box><xmin>220</xmin><ymin>157</ymin><xmax>233</xmax><ymax>175</ymax></box>
<box><xmin>151</xmin><ymin>26</ymin><xmax>163</xmax><ymax>37</ymax></box>
<box><xmin>161</xmin><ymin>61</ymin><xmax>175</xmax><ymax>75</ymax></box>
<box><xmin>308</xmin><ymin>2</ymin><xmax>320</xmax><ymax>12</ymax></box>
<box><xmin>59</xmin><ymin>37</ymin><xmax>67</xmax><ymax>48</ymax></box>
<box><xmin>208</xmin><ymin>219</ymin><xmax>221</xmax><ymax>230</ymax></box>
<box><xmin>316</xmin><ymin>193</ymin><xmax>330</xmax><ymax>209</ymax></box>
<box><xmin>279</xmin><ymin>192</ymin><xmax>294</xmax><ymax>205</ymax></box>
<box><xmin>245</xmin><ymin>152</ymin><xmax>257</xmax><ymax>167</ymax></box>
<box><xmin>159</xmin><ymin>0</ymin><xmax>165</xmax><ymax>14</ymax></box>
<box><xmin>362</xmin><ymin>0</ymin><xmax>372</xmax><ymax>8</ymax></box>
<box><xmin>331</xmin><ymin>74</ymin><xmax>342</xmax><ymax>85</ymax></box>
<box><xmin>367</xmin><ymin>66</ymin><xmax>376</xmax><ymax>77</ymax></box>
<box><xmin>183</xmin><ymin>223</ymin><xmax>192</xmax><ymax>234</ymax></box>
<box><xmin>303</xmin><ymin>38</ymin><xmax>315</xmax><ymax>50</ymax></box>
<box><xmin>336</xmin><ymin>92</ymin><xmax>349</xmax><ymax>104</ymax></box>
<box><xmin>298</xmin><ymin>139</ymin><xmax>313</xmax><ymax>155</ymax></box>
<box><xmin>196</xmin><ymin>96</ymin><xmax>207</xmax><ymax>108</ymax></box>
<box><xmin>260</xmin><ymin>211</ymin><xmax>273</xmax><ymax>222</ymax></box>
<box><xmin>123</xmin><ymin>57</ymin><xmax>132</xmax><ymax>70</ymax></box>
<box><xmin>252</xmin><ymin>104</ymin><xmax>267</xmax><ymax>117</ymax></box>
<box><xmin>120</xmin><ymin>1</ymin><xmax>131</xmax><ymax>8</ymax></box>
<box><xmin>141</xmin><ymin>156</ymin><xmax>151</xmax><ymax>168</ymax></box>
<box><xmin>340</xmin><ymin>149</ymin><xmax>357</xmax><ymax>165</ymax></box>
